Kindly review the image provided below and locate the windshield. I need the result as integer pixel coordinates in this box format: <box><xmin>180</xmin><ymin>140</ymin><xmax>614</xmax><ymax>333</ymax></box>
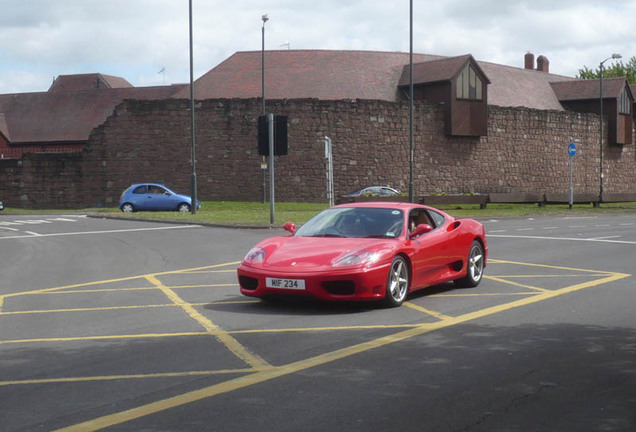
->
<box><xmin>295</xmin><ymin>207</ymin><xmax>404</xmax><ymax>238</ymax></box>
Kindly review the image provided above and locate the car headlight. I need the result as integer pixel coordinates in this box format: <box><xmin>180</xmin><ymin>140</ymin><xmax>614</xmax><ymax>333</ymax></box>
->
<box><xmin>243</xmin><ymin>247</ymin><xmax>266</xmax><ymax>265</ymax></box>
<box><xmin>332</xmin><ymin>251</ymin><xmax>378</xmax><ymax>267</ymax></box>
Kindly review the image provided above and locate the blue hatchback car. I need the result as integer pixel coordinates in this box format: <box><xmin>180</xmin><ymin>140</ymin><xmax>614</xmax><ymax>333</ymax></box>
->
<box><xmin>119</xmin><ymin>183</ymin><xmax>200</xmax><ymax>212</ymax></box>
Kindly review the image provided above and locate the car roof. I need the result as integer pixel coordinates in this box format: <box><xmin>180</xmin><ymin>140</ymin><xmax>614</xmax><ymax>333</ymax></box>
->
<box><xmin>129</xmin><ymin>183</ymin><xmax>167</xmax><ymax>188</ymax></box>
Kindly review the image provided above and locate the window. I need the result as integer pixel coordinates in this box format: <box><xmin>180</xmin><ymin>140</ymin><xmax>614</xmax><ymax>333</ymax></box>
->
<box><xmin>619</xmin><ymin>87</ymin><xmax>631</xmax><ymax>115</ymax></box>
<box><xmin>456</xmin><ymin>64</ymin><xmax>483</xmax><ymax>100</ymax></box>
<box><xmin>428</xmin><ymin>210</ymin><xmax>446</xmax><ymax>228</ymax></box>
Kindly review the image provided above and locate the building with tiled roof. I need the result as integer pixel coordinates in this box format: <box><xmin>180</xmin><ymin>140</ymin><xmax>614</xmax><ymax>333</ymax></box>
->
<box><xmin>48</xmin><ymin>73</ymin><xmax>134</xmax><ymax>92</ymax></box>
<box><xmin>2</xmin><ymin>49</ymin><xmax>633</xmax><ymax>156</ymax></box>
<box><xmin>0</xmin><ymin>49</ymin><xmax>634</xmax><ymax>209</ymax></box>
<box><xmin>175</xmin><ymin>50</ymin><xmax>445</xmax><ymax>101</ymax></box>
<box><xmin>552</xmin><ymin>77</ymin><xmax>634</xmax><ymax>145</ymax></box>
<box><xmin>180</xmin><ymin>49</ymin><xmax>631</xmax><ymax>143</ymax></box>
<box><xmin>0</xmin><ymin>78</ymin><xmax>186</xmax><ymax>158</ymax></box>
<box><xmin>179</xmin><ymin>50</ymin><xmax>576</xmax><ymax>110</ymax></box>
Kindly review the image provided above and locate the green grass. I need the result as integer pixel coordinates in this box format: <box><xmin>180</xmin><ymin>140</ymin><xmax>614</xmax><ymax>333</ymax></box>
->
<box><xmin>90</xmin><ymin>201</ymin><xmax>330</xmax><ymax>226</ymax></box>
<box><xmin>3</xmin><ymin>201</ymin><xmax>635</xmax><ymax>226</ymax></box>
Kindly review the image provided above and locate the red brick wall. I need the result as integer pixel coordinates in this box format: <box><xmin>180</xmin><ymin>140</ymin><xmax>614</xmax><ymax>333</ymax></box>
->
<box><xmin>1</xmin><ymin>97</ymin><xmax>635</xmax><ymax>208</ymax></box>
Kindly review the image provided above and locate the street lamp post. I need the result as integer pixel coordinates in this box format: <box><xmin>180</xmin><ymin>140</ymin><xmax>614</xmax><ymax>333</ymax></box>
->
<box><xmin>261</xmin><ymin>14</ymin><xmax>269</xmax><ymax>203</ymax></box>
<box><xmin>261</xmin><ymin>14</ymin><xmax>268</xmax><ymax>115</ymax></box>
<box><xmin>598</xmin><ymin>53</ymin><xmax>621</xmax><ymax>206</ymax></box>
<box><xmin>189</xmin><ymin>0</ymin><xmax>197</xmax><ymax>214</ymax></box>
<box><xmin>408</xmin><ymin>0</ymin><xmax>414</xmax><ymax>203</ymax></box>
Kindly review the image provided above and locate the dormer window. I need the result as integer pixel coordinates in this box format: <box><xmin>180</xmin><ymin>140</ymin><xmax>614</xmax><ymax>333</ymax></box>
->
<box><xmin>456</xmin><ymin>64</ymin><xmax>483</xmax><ymax>100</ymax></box>
<box><xmin>619</xmin><ymin>87</ymin><xmax>631</xmax><ymax>114</ymax></box>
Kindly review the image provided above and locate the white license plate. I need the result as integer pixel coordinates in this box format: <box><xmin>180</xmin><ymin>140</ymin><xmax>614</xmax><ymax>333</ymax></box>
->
<box><xmin>266</xmin><ymin>277</ymin><xmax>305</xmax><ymax>290</ymax></box>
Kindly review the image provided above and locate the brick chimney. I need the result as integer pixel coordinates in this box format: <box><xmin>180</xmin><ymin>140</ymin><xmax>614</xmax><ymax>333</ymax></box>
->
<box><xmin>525</xmin><ymin>52</ymin><xmax>535</xmax><ymax>70</ymax></box>
<box><xmin>536</xmin><ymin>55</ymin><xmax>549</xmax><ymax>73</ymax></box>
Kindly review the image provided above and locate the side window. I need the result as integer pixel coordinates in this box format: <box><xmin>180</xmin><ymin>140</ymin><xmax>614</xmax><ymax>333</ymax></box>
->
<box><xmin>133</xmin><ymin>185</ymin><xmax>147</xmax><ymax>194</ymax></box>
<box><xmin>428</xmin><ymin>210</ymin><xmax>446</xmax><ymax>228</ymax></box>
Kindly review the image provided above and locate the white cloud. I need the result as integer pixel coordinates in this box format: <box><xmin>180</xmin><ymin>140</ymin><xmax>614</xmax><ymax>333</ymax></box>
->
<box><xmin>0</xmin><ymin>0</ymin><xmax>634</xmax><ymax>94</ymax></box>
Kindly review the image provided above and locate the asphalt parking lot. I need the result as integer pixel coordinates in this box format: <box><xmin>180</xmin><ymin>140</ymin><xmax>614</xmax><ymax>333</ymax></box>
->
<box><xmin>1</xmin><ymin>213</ymin><xmax>635</xmax><ymax>431</ymax></box>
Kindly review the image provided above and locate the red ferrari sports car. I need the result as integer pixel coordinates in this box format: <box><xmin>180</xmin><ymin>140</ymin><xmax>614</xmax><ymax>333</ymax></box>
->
<box><xmin>237</xmin><ymin>202</ymin><xmax>487</xmax><ymax>307</ymax></box>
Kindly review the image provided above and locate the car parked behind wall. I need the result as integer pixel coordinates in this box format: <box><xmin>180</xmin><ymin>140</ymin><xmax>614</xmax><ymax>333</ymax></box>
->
<box><xmin>342</xmin><ymin>186</ymin><xmax>400</xmax><ymax>197</ymax></box>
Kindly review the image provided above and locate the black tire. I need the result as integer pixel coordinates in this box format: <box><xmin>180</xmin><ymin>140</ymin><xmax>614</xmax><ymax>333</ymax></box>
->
<box><xmin>121</xmin><ymin>203</ymin><xmax>135</xmax><ymax>213</ymax></box>
<box><xmin>178</xmin><ymin>203</ymin><xmax>191</xmax><ymax>212</ymax></box>
<box><xmin>382</xmin><ymin>256</ymin><xmax>409</xmax><ymax>307</ymax></box>
<box><xmin>454</xmin><ymin>240</ymin><xmax>484</xmax><ymax>288</ymax></box>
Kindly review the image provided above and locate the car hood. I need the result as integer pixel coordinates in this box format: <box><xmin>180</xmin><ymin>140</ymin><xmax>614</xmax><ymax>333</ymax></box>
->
<box><xmin>245</xmin><ymin>236</ymin><xmax>399</xmax><ymax>272</ymax></box>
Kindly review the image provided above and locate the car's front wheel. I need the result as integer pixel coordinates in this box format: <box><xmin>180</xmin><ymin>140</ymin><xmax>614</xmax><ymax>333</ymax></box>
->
<box><xmin>454</xmin><ymin>240</ymin><xmax>484</xmax><ymax>288</ymax></box>
<box><xmin>121</xmin><ymin>203</ymin><xmax>135</xmax><ymax>213</ymax></box>
<box><xmin>383</xmin><ymin>256</ymin><xmax>409</xmax><ymax>307</ymax></box>
<box><xmin>178</xmin><ymin>203</ymin><xmax>191</xmax><ymax>212</ymax></box>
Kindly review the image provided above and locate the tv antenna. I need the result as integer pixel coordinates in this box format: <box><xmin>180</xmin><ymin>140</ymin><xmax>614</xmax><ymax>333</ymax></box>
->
<box><xmin>158</xmin><ymin>67</ymin><xmax>166</xmax><ymax>85</ymax></box>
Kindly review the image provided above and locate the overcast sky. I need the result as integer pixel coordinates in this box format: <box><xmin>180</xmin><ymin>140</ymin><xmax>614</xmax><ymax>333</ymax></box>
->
<box><xmin>1</xmin><ymin>0</ymin><xmax>634</xmax><ymax>94</ymax></box>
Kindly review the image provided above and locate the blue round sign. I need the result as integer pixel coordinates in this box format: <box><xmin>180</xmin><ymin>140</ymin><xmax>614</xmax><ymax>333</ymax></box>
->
<box><xmin>567</xmin><ymin>143</ymin><xmax>576</xmax><ymax>157</ymax></box>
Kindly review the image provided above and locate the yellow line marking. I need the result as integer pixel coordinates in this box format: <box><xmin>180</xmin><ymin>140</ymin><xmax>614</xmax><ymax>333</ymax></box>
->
<box><xmin>0</xmin><ymin>332</ymin><xmax>210</xmax><ymax>345</ymax></box>
<box><xmin>54</xmin><ymin>265</ymin><xmax>630</xmax><ymax>432</ymax></box>
<box><xmin>488</xmin><ymin>259</ymin><xmax>617</xmax><ymax>275</ymax></box>
<box><xmin>177</xmin><ymin>269</ymin><xmax>237</xmax><ymax>273</ymax></box>
<box><xmin>0</xmin><ymin>298</ymin><xmax>255</xmax><ymax>316</ymax></box>
<box><xmin>0</xmin><ymin>369</ymin><xmax>260</xmax><ymax>387</ymax></box>
<box><xmin>5</xmin><ymin>283</ymin><xmax>238</xmax><ymax>297</ymax></box>
<box><xmin>228</xmin><ymin>324</ymin><xmax>419</xmax><ymax>334</ymax></box>
<box><xmin>404</xmin><ymin>301</ymin><xmax>453</xmax><ymax>319</ymax></box>
<box><xmin>490</xmin><ymin>274</ymin><xmax>605</xmax><ymax>278</ymax></box>
<box><xmin>1</xmin><ymin>261</ymin><xmax>241</xmax><ymax>299</ymax></box>
<box><xmin>162</xmin><ymin>283</ymin><xmax>239</xmax><ymax>289</ymax></box>
<box><xmin>484</xmin><ymin>275</ymin><xmax>550</xmax><ymax>292</ymax></box>
<box><xmin>0</xmin><ymin>325</ymin><xmax>421</xmax><ymax>345</ymax></box>
<box><xmin>172</xmin><ymin>262</ymin><xmax>240</xmax><ymax>273</ymax></box>
<box><xmin>145</xmin><ymin>275</ymin><xmax>270</xmax><ymax>370</ymax></box>
<box><xmin>0</xmin><ymin>303</ymin><xmax>179</xmax><ymax>315</ymax></box>
<box><xmin>430</xmin><ymin>292</ymin><xmax>535</xmax><ymax>297</ymax></box>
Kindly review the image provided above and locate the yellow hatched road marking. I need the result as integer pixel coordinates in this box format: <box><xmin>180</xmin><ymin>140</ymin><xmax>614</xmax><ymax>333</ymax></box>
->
<box><xmin>0</xmin><ymin>368</ymin><xmax>261</xmax><ymax>387</ymax></box>
<box><xmin>0</xmin><ymin>332</ymin><xmax>210</xmax><ymax>345</ymax></box>
<box><xmin>52</xmin><ymin>264</ymin><xmax>630</xmax><ymax>432</ymax></box>
<box><xmin>1</xmin><ymin>258</ymin><xmax>630</xmax><ymax>431</ymax></box>
<box><xmin>404</xmin><ymin>301</ymin><xmax>453</xmax><ymax>319</ymax></box>
<box><xmin>484</xmin><ymin>275</ymin><xmax>550</xmax><ymax>292</ymax></box>
<box><xmin>145</xmin><ymin>275</ymin><xmax>270</xmax><ymax>370</ymax></box>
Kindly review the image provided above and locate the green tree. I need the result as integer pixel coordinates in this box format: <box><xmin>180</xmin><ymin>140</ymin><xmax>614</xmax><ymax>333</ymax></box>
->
<box><xmin>577</xmin><ymin>56</ymin><xmax>636</xmax><ymax>83</ymax></box>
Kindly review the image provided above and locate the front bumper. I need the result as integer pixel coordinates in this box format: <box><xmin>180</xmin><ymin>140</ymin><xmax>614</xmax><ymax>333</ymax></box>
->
<box><xmin>237</xmin><ymin>262</ymin><xmax>391</xmax><ymax>302</ymax></box>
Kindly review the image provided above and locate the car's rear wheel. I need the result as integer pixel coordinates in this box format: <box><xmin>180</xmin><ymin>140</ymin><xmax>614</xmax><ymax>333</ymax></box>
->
<box><xmin>121</xmin><ymin>203</ymin><xmax>135</xmax><ymax>213</ymax></box>
<box><xmin>178</xmin><ymin>203</ymin><xmax>191</xmax><ymax>212</ymax></box>
<box><xmin>454</xmin><ymin>240</ymin><xmax>484</xmax><ymax>288</ymax></box>
<box><xmin>383</xmin><ymin>256</ymin><xmax>409</xmax><ymax>307</ymax></box>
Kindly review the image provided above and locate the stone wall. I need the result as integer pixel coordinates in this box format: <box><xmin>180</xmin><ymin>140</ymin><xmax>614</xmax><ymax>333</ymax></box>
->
<box><xmin>0</xmin><ymin>153</ymin><xmax>85</xmax><ymax>208</ymax></box>
<box><xmin>1</xmin><ymin>97</ymin><xmax>634</xmax><ymax>208</ymax></box>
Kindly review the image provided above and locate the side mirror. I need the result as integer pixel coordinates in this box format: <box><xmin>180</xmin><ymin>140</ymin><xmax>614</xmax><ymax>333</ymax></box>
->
<box><xmin>409</xmin><ymin>223</ymin><xmax>433</xmax><ymax>239</ymax></box>
<box><xmin>283</xmin><ymin>222</ymin><xmax>296</xmax><ymax>234</ymax></box>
